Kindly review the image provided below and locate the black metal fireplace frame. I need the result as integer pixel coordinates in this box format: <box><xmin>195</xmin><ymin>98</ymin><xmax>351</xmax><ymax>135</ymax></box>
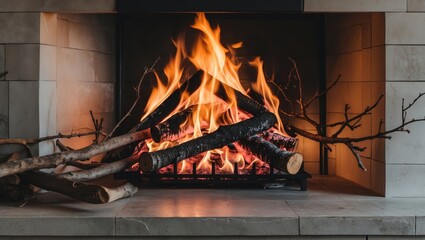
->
<box><xmin>114</xmin><ymin>0</ymin><xmax>328</xmax><ymax>186</ymax></box>
<box><xmin>117</xmin><ymin>0</ymin><xmax>304</xmax><ymax>13</ymax></box>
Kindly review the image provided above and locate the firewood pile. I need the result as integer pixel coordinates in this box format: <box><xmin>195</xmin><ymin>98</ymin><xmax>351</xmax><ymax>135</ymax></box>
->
<box><xmin>1</xmin><ymin>13</ymin><xmax>425</xmax><ymax>205</ymax></box>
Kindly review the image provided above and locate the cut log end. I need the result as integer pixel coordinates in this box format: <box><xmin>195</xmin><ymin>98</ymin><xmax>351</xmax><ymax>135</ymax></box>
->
<box><xmin>286</xmin><ymin>153</ymin><xmax>303</xmax><ymax>175</ymax></box>
<box><xmin>139</xmin><ymin>153</ymin><xmax>154</xmax><ymax>172</ymax></box>
<box><xmin>150</xmin><ymin>126</ymin><xmax>162</xmax><ymax>143</ymax></box>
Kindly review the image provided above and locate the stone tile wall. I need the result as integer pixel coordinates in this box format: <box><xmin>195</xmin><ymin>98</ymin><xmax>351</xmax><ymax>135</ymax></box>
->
<box><xmin>0</xmin><ymin>12</ymin><xmax>115</xmax><ymax>160</ymax></box>
<box><xmin>55</xmin><ymin>13</ymin><xmax>115</xmax><ymax>152</ymax></box>
<box><xmin>325</xmin><ymin>13</ymin><xmax>386</xmax><ymax>195</ymax></box>
<box><xmin>385</xmin><ymin>12</ymin><xmax>425</xmax><ymax>197</ymax></box>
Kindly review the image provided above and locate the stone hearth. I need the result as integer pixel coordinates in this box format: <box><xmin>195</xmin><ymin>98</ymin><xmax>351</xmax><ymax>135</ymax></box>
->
<box><xmin>0</xmin><ymin>175</ymin><xmax>423</xmax><ymax>238</ymax></box>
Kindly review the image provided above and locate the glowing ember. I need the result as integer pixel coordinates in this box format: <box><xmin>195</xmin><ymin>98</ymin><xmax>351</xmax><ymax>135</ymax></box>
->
<box><xmin>139</xmin><ymin>13</ymin><xmax>293</xmax><ymax>174</ymax></box>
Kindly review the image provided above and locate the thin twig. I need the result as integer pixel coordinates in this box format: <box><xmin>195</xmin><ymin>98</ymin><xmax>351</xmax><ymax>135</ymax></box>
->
<box><xmin>105</xmin><ymin>58</ymin><xmax>160</xmax><ymax>140</ymax></box>
<box><xmin>0</xmin><ymin>131</ymin><xmax>102</xmax><ymax>146</ymax></box>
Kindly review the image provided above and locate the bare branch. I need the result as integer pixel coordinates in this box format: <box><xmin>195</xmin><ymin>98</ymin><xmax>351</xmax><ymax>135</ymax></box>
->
<box><xmin>345</xmin><ymin>142</ymin><xmax>367</xmax><ymax>171</ymax></box>
<box><xmin>106</xmin><ymin>58</ymin><xmax>160</xmax><ymax>140</ymax></box>
<box><xmin>0</xmin><ymin>131</ymin><xmax>101</xmax><ymax>147</ymax></box>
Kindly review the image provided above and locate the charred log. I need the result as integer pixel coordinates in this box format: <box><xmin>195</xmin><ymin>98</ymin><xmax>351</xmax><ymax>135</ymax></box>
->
<box><xmin>240</xmin><ymin>135</ymin><xmax>303</xmax><ymax>175</ymax></box>
<box><xmin>150</xmin><ymin>107</ymin><xmax>194</xmax><ymax>143</ymax></box>
<box><xmin>102</xmin><ymin>71</ymin><xmax>203</xmax><ymax>163</ymax></box>
<box><xmin>139</xmin><ymin>112</ymin><xmax>277</xmax><ymax>172</ymax></box>
<box><xmin>134</xmin><ymin>71</ymin><xmax>203</xmax><ymax>132</ymax></box>
<box><xmin>216</xmin><ymin>84</ymin><xmax>267</xmax><ymax>115</ymax></box>
<box><xmin>20</xmin><ymin>171</ymin><xmax>137</xmax><ymax>204</ymax></box>
<box><xmin>260</xmin><ymin>131</ymin><xmax>298</xmax><ymax>151</ymax></box>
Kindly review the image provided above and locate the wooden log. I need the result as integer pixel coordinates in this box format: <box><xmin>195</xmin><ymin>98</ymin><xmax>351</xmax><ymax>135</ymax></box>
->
<box><xmin>57</xmin><ymin>155</ymin><xmax>138</xmax><ymax>182</ymax></box>
<box><xmin>101</xmin><ymin>71</ymin><xmax>203</xmax><ymax>163</ymax></box>
<box><xmin>150</xmin><ymin>107</ymin><xmax>194</xmax><ymax>143</ymax></box>
<box><xmin>260</xmin><ymin>131</ymin><xmax>298</xmax><ymax>151</ymax></box>
<box><xmin>0</xmin><ymin>178</ymin><xmax>34</xmax><ymax>202</ymax></box>
<box><xmin>134</xmin><ymin>70</ymin><xmax>203</xmax><ymax>132</ymax></box>
<box><xmin>139</xmin><ymin>112</ymin><xmax>277</xmax><ymax>172</ymax></box>
<box><xmin>216</xmin><ymin>84</ymin><xmax>267</xmax><ymax>116</ymax></box>
<box><xmin>0</xmin><ymin>130</ymin><xmax>150</xmax><ymax>178</ymax></box>
<box><xmin>20</xmin><ymin>171</ymin><xmax>137</xmax><ymax>204</ymax></box>
<box><xmin>239</xmin><ymin>135</ymin><xmax>303</xmax><ymax>175</ymax></box>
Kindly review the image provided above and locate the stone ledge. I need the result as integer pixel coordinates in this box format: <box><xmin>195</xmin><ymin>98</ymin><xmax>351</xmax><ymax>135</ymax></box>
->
<box><xmin>0</xmin><ymin>0</ymin><xmax>116</xmax><ymax>13</ymax></box>
<box><xmin>304</xmin><ymin>0</ymin><xmax>407</xmax><ymax>12</ymax></box>
<box><xmin>0</xmin><ymin>176</ymin><xmax>424</xmax><ymax>237</ymax></box>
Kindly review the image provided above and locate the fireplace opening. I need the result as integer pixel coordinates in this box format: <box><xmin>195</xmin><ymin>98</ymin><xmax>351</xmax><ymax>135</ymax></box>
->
<box><xmin>113</xmin><ymin>12</ymin><xmax>326</xmax><ymax>189</ymax></box>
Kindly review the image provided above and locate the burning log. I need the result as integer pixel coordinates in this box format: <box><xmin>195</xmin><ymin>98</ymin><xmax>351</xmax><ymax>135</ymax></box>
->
<box><xmin>57</xmin><ymin>155</ymin><xmax>139</xmax><ymax>182</ymax></box>
<box><xmin>139</xmin><ymin>111</ymin><xmax>277</xmax><ymax>172</ymax></box>
<box><xmin>260</xmin><ymin>131</ymin><xmax>298</xmax><ymax>151</ymax></box>
<box><xmin>217</xmin><ymin>85</ymin><xmax>267</xmax><ymax>116</ymax></box>
<box><xmin>20</xmin><ymin>171</ymin><xmax>137</xmax><ymax>204</ymax></box>
<box><xmin>0</xmin><ymin>130</ymin><xmax>150</xmax><ymax>178</ymax></box>
<box><xmin>134</xmin><ymin>71</ymin><xmax>203</xmax><ymax>132</ymax></box>
<box><xmin>240</xmin><ymin>135</ymin><xmax>303</xmax><ymax>175</ymax></box>
<box><xmin>150</xmin><ymin>107</ymin><xmax>194</xmax><ymax>143</ymax></box>
<box><xmin>101</xmin><ymin>71</ymin><xmax>203</xmax><ymax>163</ymax></box>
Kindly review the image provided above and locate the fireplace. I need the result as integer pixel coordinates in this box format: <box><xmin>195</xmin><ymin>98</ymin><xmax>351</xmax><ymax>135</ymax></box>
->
<box><xmin>4</xmin><ymin>0</ymin><xmax>425</xmax><ymax>200</ymax></box>
<box><xmin>4</xmin><ymin>1</ymin><xmax>425</xmax><ymax>238</ymax></box>
<box><xmin>111</xmin><ymin>12</ymin><xmax>325</xmax><ymax>189</ymax></box>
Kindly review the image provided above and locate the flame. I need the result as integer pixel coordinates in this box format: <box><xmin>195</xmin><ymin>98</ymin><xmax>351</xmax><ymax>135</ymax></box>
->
<box><xmin>141</xmin><ymin>13</ymin><xmax>288</xmax><ymax>174</ymax></box>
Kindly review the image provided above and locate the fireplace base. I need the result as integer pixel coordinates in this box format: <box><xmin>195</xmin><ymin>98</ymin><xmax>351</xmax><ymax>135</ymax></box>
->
<box><xmin>1</xmin><ymin>175</ymin><xmax>422</xmax><ymax>238</ymax></box>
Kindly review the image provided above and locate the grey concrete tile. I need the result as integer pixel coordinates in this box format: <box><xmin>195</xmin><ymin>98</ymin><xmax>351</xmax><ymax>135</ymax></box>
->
<box><xmin>39</xmin><ymin>80</ymin><xmax>56</xmax><ymax>156</ymax></box>
<box><xmin>386</xmin><ymin>13</ymin><xmax>425</xmax><ymax>45</ymax></box>
<box><xmin>8</xmin><ymin>81</ymin><xmax>39</xmax><ymax>139</ymax></box>
<box><xmin>58</xmin><ymin>13</ymin><xmax>115</xmax><ymax>30</ymax></box>
<box><xmin>0</xmin><ymin>81</ymin><xmax>8</xmax><ymax>138</ymax></box>
<box><xmin>57</xmin><ymin>47</ymin><xmax>94</xmax><ymax>82</ymax></box>
<box><xmin>288</xmin><ymin>199</ymin><xmax>416</xmax><ymax>235</ymax></box>
<box><xmin>327</xmin><ymin>25</ymin><xmax>362</xmax><ymax>55</ymax></box>
<box><xmin>385</xmin><ymin>82</ymin><xmax>425</xmax><ymax>165</ymax></box>
<box><xmin>0</xmin><ymin>13</ymin><xmax>40</xmax><ymax>44</ymax></box>
<box><xmin>299</xmin><ymin>216</ymin><xmax>414</xmax><ymax>235</ymax></box>
<box><xmin>0</xmin><ymin>237</ymin><xmax>367</xmax><ymax>240</ymax></box>
<box><xmin>305</xmin><ymin>0</ymin><xmax>406</xmax><ymax>12</ymax></box>
<box><xmin>386</xmin><ymin>165</ymin><xmax>425</xmax><ymax>197</ymax></box>
<box><xmin>0</xmin><ymin>191</ymin><xmax>130</xmax><ymax>236</ymax></box>
<box><xmin>94</xmin><ymin>52</ymin><xmax>115</xmax><ymax>83</ymax></box>
<box><xmin>116</xmin><ymin>198</ymin><xmax>298</xmax><ymax>236</ymax></box>
<box><xmin>370</xmin><ymin>237</ymin><xmax>425</xmax><ymax>240</ymax></box>
<box><xmin>68</xmin><ymin>19</ymin><xmax>115</xmax><ymax>54</ymax></box>
<box><xmin>5</xmin><ymin>44</ymin><xmax>40</xmax><ymax>81</ymax></box>
<box><xmin>409</xmin><ymin>0</ymin><xmax>425</xmax><ymax>12</ymax></box>
<box><xmin>78</xmin><ymin>82</ymin><xmax>114</xmax><ymax>114</ymax></box>
<box><xmin>56</xmin><ymin>18</ymin><xmax>69</xmax><ymax>48</ymax></box>
<box><xmin>0</xmin><ymin>0</ymin><xmax>116</xmax><ymax>13</ymax></box>
<box><xmin>40</xmin><ymin>45</ymin><xmax>56</xmax><ymax>81</ymax></box>
<box><xmin>40</xmin><ymin>13</ymin><xmax>57</xmax><ymax>46</ymax></box>
<box><xmin>371</xmin><ymin>13</ymin><xmax>385</xmax><ymax>47</ymax></box>
<box><xmin>386</xmin><ymin>45</ymin><xmax>425</xmax><ymax>81</ymax></box>
<box><xmin>416</xmin><ymin>216</ymin><xmax>425</xmax><ymax>235</ymax></box>
<box><xmin>0</xmin><ymin>44</ymin><xmax>4</xmax><ymax>80</ymax></box>
<box><xmin>57</xmin><ymin>48</ymin><xmax>114</xmax><ymax>83</ymax></box>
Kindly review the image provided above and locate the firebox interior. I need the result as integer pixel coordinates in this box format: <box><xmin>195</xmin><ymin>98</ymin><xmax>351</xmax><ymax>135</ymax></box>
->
<box><xmin>116</xmin><ymin>13</ymin><xmax>326</xmax><ymax>179</ymax></box>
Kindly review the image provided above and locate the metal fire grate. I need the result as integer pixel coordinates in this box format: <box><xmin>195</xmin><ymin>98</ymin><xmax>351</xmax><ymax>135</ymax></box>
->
<box><xmin>116</xmin><ymin>161</ymin><xmax>311</xmax><ymax>191</ymax></box>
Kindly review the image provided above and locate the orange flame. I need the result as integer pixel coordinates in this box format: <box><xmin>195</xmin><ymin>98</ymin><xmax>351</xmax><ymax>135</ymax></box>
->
<box><xmin>141</xmin><ymin>13</ymin><xmax>287</xmax><ymax>174</ymax></box>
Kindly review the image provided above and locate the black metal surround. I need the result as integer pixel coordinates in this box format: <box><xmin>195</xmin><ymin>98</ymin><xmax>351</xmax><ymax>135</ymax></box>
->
<box><xmin>117</xmin><ymin>0</ymin><xmax>303</xmax><ymax>13</ymax></box>
<box><xmin>115</xmin><ymin>0</ymin><xmax>328</xmax><ymax>179</ymax></box>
